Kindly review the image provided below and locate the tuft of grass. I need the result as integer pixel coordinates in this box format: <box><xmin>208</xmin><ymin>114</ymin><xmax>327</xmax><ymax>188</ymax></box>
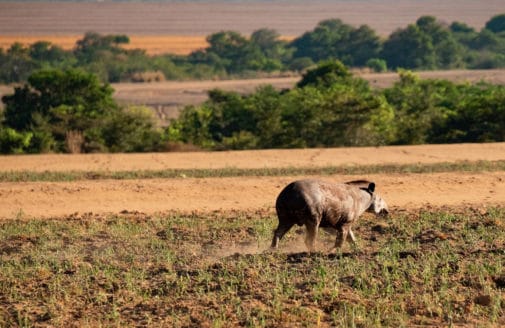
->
<box><xmin>1</xmin><ymin>160</ymin><xmax>505</xmax><ymax>182</ymax></box>
<box><xmin>0</xmin><ymin>207</ymin><xmax>504</xmax><ymax>326</ymax></box>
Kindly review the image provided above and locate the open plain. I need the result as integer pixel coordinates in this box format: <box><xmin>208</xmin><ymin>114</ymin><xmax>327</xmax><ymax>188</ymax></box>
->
<box><xmin>1</xmin><ymin>144</ymin><xmax>505</xmax><ymax>326</ymax></box>
<box><xmin>1</xmin><ymin>1</ymin><xmax>505</xmax><ymax>325</ymax></box>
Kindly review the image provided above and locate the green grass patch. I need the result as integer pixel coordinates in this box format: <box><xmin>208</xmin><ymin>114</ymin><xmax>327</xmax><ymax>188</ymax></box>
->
<box><xmin>0</xmin><ymin>207</ymin><xmax>504</xmax><ymax>326</ymax></box>
<box><xmin>1</xmin><ymin>159</ymin><xmax>505</xmax><ymax>182</ymax></box>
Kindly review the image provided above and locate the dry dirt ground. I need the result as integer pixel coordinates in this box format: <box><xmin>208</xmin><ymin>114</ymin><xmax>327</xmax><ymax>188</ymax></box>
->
<box><xmin>1</xmin><ymin>143</ymin><xmax>504</xmax><ymax>219</ymax></box>
<box><xmin>1</xmin><ymin>0</ymin><xmax>504</xmax><ymax>37</ymax></box>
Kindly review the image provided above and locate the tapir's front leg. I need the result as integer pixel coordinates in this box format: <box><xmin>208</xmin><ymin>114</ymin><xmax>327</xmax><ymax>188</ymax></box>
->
<box><xmin>304</xmin><ymin>220</ymin><xmax>319</xmax><ymax>252</ymax></box>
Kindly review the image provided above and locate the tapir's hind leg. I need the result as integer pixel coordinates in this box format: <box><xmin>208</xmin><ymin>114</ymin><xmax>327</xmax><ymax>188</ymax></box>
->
<box><xmin>271</xmin><ymin>220</ymin><xmax>295</xmax><ymax>249</ymax></box>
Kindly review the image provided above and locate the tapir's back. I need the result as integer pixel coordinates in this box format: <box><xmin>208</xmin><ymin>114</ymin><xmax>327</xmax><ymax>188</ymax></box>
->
<box><xmin>275</xmin><ymin>179</ymin><xmax>361</xmax><ymax>226</ymax></box>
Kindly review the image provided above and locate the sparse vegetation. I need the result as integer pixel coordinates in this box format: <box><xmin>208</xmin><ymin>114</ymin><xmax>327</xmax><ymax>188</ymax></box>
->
<box><xmin>1</xmin><ymin>160</ymin><xmax>505</xmax><ymax>182</ymax></box>
<box><xmin>1</xmin><ymin>207</ymin><xmax>504</xmax><ymax>326</ymax></box>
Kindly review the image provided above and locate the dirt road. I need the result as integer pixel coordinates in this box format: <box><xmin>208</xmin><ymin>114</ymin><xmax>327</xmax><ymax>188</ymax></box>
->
<box><xmin>1</xmin><ymin>143</ymin><xmax>504</xmax><ymax>219</ymax></box>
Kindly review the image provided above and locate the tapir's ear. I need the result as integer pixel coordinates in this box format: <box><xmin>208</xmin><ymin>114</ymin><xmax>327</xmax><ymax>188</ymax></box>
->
<box><xmin>368</xmin><ymin>182</ymin><xmax>376</xmax><ymax>193</ymax></box>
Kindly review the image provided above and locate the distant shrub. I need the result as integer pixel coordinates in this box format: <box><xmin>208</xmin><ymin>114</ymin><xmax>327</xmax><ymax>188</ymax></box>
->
<box><xmin>288</xmin><ymin>57</ymin><xmax>314</xmax><ymax>72</ymax></box>
<box><xmin>0</xmin><ymin>127</ymin><xmax>32</xmax><ymax>154</ymax></box>
<box><xmin>296</xmin><ymin>60</ymin><xmax>351</xmax><ymax>88</ymax></box>
<box><xmin>485</xmin><ymin>13</ymin><xmax>505</xmax><ymax>33</ymax></box>
<box><xmin>366</xmin><ymin>58</ymin><xmax>387</xmax><ymax>72</ymax></box>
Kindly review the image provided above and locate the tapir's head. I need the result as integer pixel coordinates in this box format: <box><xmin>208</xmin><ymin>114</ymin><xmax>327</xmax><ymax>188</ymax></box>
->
<box><xmin>364</xmin><ymin>182</ymin><xmax>389</xmax><ymax>217</ymax></box>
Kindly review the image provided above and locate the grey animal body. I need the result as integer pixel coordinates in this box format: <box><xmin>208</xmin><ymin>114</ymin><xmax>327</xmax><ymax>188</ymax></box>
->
<box><xmin>271</xmin><ymin>179</ymin><xmax>388</xmax><ymax>252</ymax></box>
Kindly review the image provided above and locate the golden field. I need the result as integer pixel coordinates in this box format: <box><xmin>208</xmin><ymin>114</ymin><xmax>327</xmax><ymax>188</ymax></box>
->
<box><xmin>0</xmin><ymin>35</ymin><xmax>212</xmax><ymax>55</ymax></box>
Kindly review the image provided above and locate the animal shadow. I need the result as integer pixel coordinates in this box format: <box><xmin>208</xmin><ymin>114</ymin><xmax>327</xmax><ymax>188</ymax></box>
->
<box><xmin>285</xmin><ymin>251</ymin><xmax>356</xmax><ymax>263</ymax></box>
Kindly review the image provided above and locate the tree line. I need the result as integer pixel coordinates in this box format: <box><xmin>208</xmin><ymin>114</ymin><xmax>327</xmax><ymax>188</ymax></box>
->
<box><xmin>167</xmin><ymin>61</ymin><xmax>505</xmax><ymax>150</ymax></box>
<box><xmin>1</xmin><ymin>61</ymin><xmax>504</xmax><ymax>153</ymax></box>
<box><xmin>1</xmin><ymin>14</ymin><xmax>505</xmax><ymax>84</ymax></box>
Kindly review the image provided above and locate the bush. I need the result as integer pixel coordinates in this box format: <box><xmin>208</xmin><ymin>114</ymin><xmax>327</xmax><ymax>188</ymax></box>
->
<box><xmin>168</xmin><ymin>63</ymin><xmax>395</xmax><ymax>149</ymax></box>
<box><xmin>101</xmin><ymin>106</ymin><xmax>164</xmax><ymax>153</ymax></box>
<box><xmin>366</xmin><ymin>58</ymin><xmax>387</xmax><ymax>72</ymax></box>
<box><xmin>0</xmin><ymin>69</ymin><xmax>164</xmax><ymax>154</ymax></box>
<box><xmin>296</xmin><ymin>60</ymin><xmax>351</xmax><ymax>88</ymax></box>
<box><xmin>0</xmin><ymin>127</ymin><xmax>32</xmax><ymax>154</ymax></box>
<box><xmin>485</xmin><ymin>13</ymin><xmax>505</xmax><ymax>33</ymax></box>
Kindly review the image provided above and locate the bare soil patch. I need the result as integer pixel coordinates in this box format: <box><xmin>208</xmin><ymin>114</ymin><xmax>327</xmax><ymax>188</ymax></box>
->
<box><xmin>1</xmin><ymin>172</ymin><xmax>504</xmax><ymax>219</ymax></box>
<box><xmin>1</xmin><ymin>1</ymin><xmax>503</xmax><ymax>37</ymax></box>
<box><xmin>0</xmin><ymin>143</ymin><xmax>504</xmax><ymax>219</ymax></box>
<box><xmin>2</xmin><ymin>143</ymin><xmax>504</xmax><ymax>172</ymax></box>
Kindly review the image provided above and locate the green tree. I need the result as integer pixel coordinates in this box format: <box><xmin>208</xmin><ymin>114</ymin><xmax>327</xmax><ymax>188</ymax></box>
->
<box><xmin>101</xmin><ymin>106</ymin><xmax>163</xmax><ymax>152</ymax></box>
<box><xmin>0</xmin><ymin>127</ymin><xmax>32</xmax><ymax>154</ymax></box>
<box><xmin>382</xmin><ymin>16</ymin><xmax>464</xmax><ymax>69</ymax></box>
<box><xmin>73</xmin><ymin>32</ymin><xmax>144</xmax><ymax>82</ymax></box>
<box><xmin>291</xmin><ymin>19</ymin><xmax>380</xmax><ymax>66</ymax></box>
<box><xmin>190</xmin><ymin>29</ymin><xmax>290</xmax><ymax>74</ymax></box>
<box><xmin>296</xmin><ymin>60</ymin><xmax>352</xmax><ymax>88</ymax></box>
<box><xmin>250</xmin><ymin>28</ymin><xmax>291</xmax><ymax>71</ymax></box>
<box><xmin>429</xmin><ymin>83</ymin><xmax>505</xmax><ymax>143</ymax></box>
<box><xmin>283</xmin><ymin>78</ymin><xmax>394</xmax><ymax>147</ymax></box>
<box><xmin>347</xmin><ymin>25</ymin><xmax>382</xmax><ymax>66</ymax></box>
<box><xmin>74</xmin><ymin>32</ymin><xmax>130</xmax><ymax>64</ymax></box>
<box><xmin>416</xmin><ymin>16</ymin><xmax>464</xmax><ymax>68</ymax></box>
<box><xmin>366</xmin><ymin>58</ymin><xmax>387</xmax><ymax>72</ymax></box>
<box><xmin>485</xmin><ymin>13</ymin><xmax>505</xmax><ymax>33</ymax></box>
<box><xmin>204</xmin><ymin>31</ymin><xmax>251</xmax><ymax>73</ymax></box>
<box><xmin>382</xmin><ymin>24</ymin><xmax>435</xmax><ymax>69</ymax></box>
<box><xmin>449</xmin><ymin>21</ymin><xmax>479</xmax><ymax>61</ymax></box>
<box><xmin>29</xmin><ymin>41</ymin><xmax>73</xmax><ymax>67</ymax></box>
<box><xmin>383</xmin><ymin>71</ymin><xmax>458</xmax><ymax>144</ymax></box>
<box><xmin>465</xmin><ymin>28</ymin><xmax>505</xmax><ymax>68</ymax></box>
<box><xmin>2</xmin><ymin>69</ymin><xmax>118</xmax><ymax>152</ymax></box>
<box><xmin>0</xmin><ymin>43</ymin><xmax>39</xmax><ymax>83</ymax></box>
